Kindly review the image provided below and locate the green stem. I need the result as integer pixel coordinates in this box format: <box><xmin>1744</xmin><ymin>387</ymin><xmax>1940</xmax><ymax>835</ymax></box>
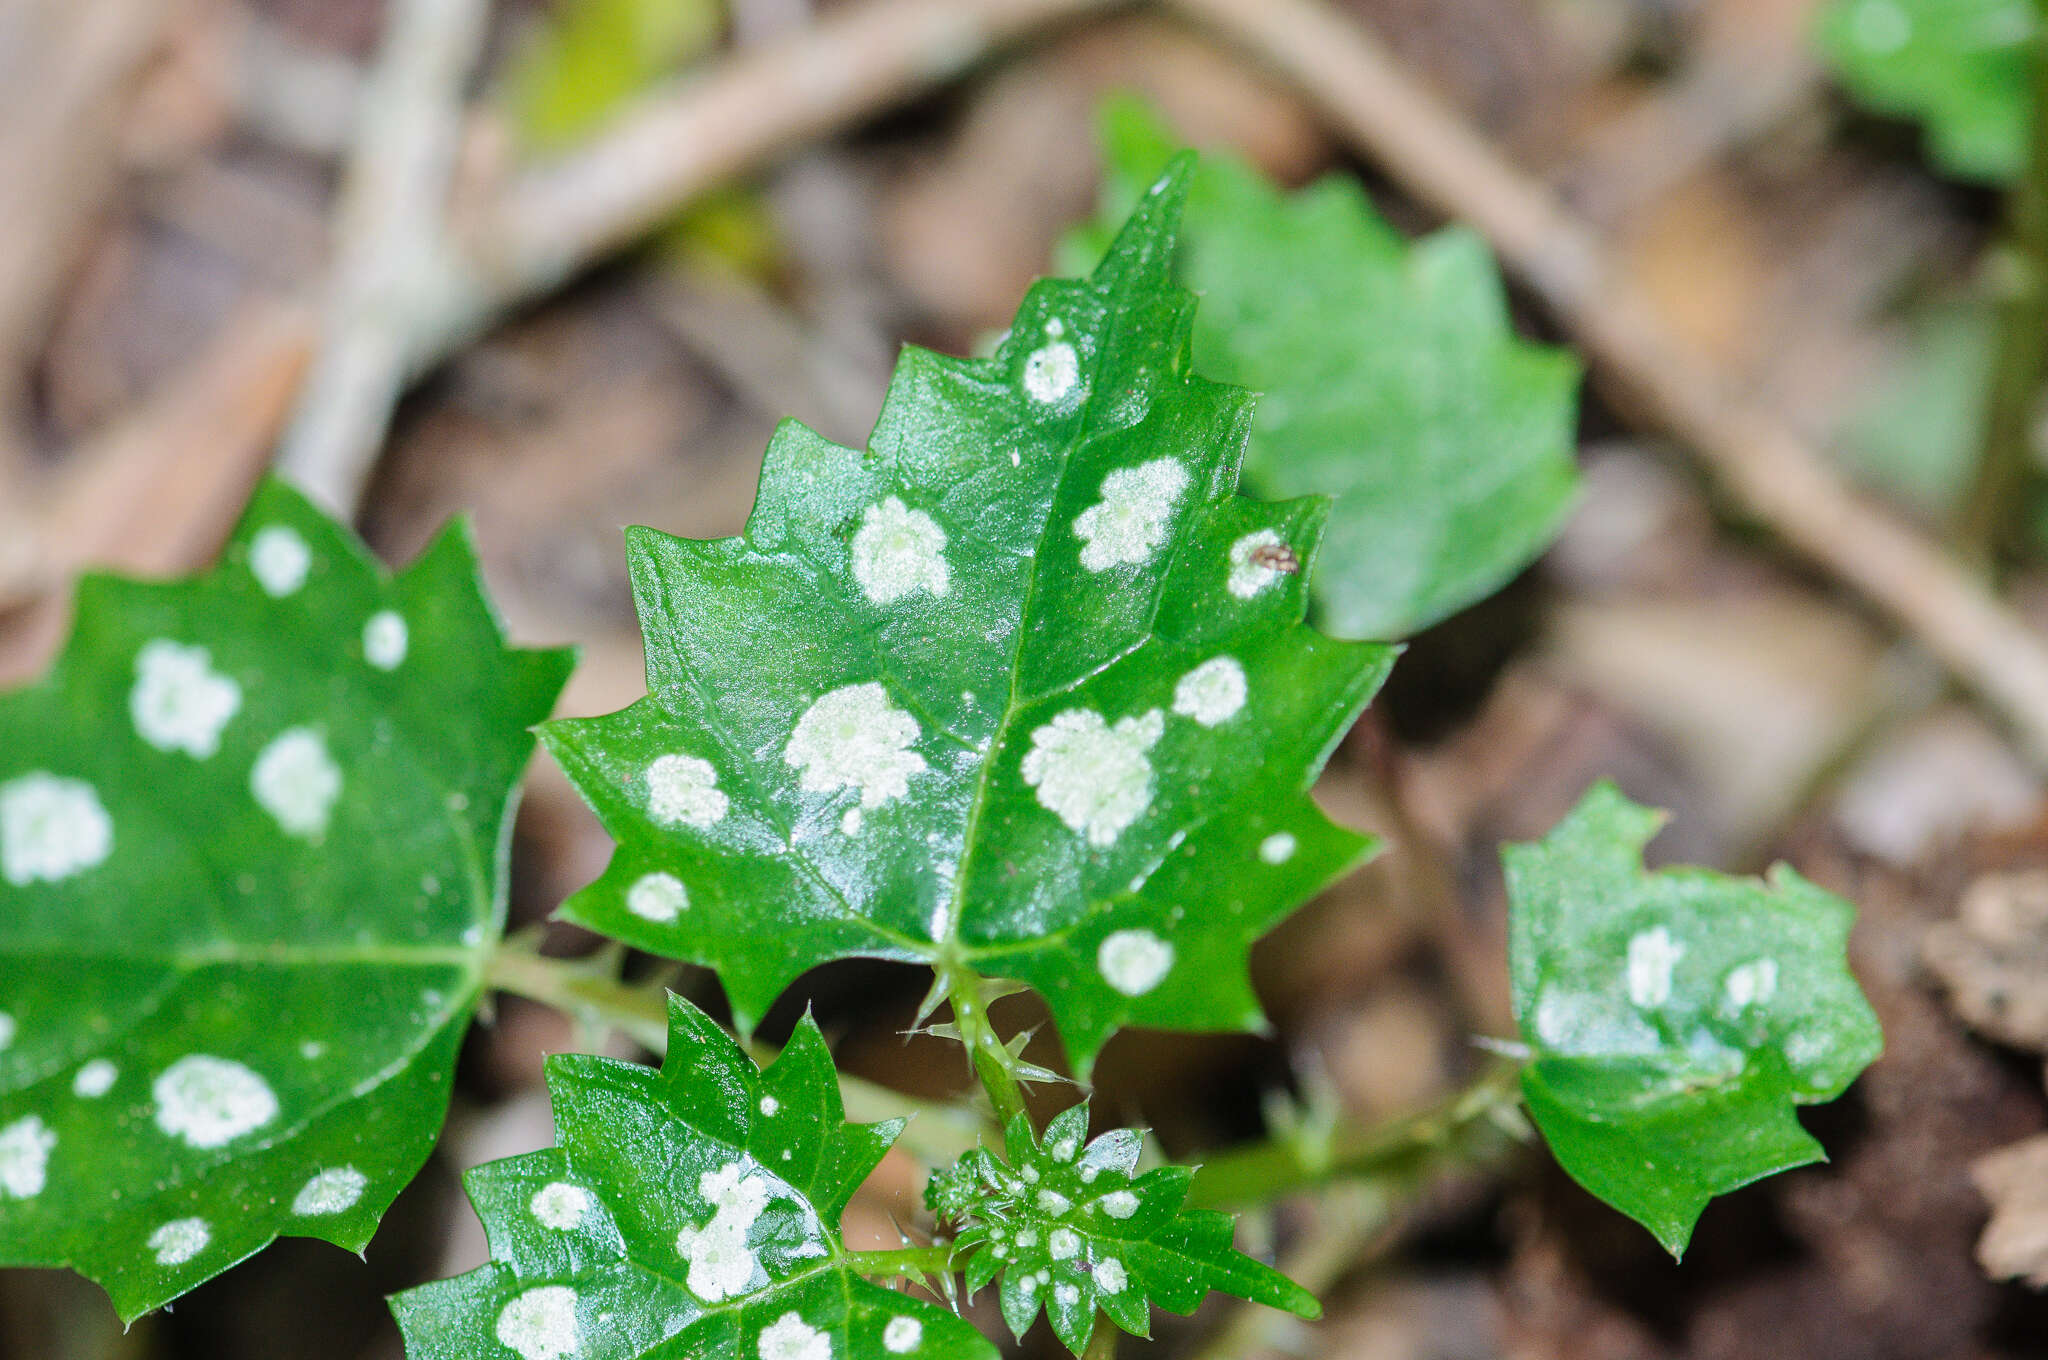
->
<box><xmin>938</xmin><ymin>959</ymin><xmax>1030</xmax><ymax>1129</ymax></box>
<box><xmin>485</xmin><ymin>943</ymin><xmax>995</xmax><ymax>1165</ymax></box>
<box><xmin>1082</xmin><ymin>1313</ymin><xmax>1121</xmax><ymax>1360</ymax></box>
<box><xmin>1185</xmin><ymin>1058</ymin><xmax>1526</xmax><ymax>1211</ymax></box>
<box><xmin>845</xmin><ymin>1244</ymin><xmax>957</xmax><ymax>1281</ymax></box>
<box><xmin>1957</xmin><ymin>0</ymin><xmax>2048</xmax><ymax>565</ymax></box>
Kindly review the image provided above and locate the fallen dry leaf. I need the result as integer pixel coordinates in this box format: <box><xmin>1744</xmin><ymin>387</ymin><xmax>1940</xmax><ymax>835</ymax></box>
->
<box><xmin>1973</xmin><ymin>1134</ymin><xmax>2048</xmax><ymax>1288</ymax></box>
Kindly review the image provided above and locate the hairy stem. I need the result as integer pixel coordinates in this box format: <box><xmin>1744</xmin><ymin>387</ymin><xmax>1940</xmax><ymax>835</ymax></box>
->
<box><xmin>938</xmin><ymin>960</ymin><xmax>1031</xmax><ymax>1129</ymax></box>
<box><xmin>1956</xmin><ymin>0</ymin><xmax>2048</xmax><ymax>565</ymax></box>
<box><xmin>1185</xmin><ymin>1059</ymin><xmax>1526</xmax><ymax>1211</ymax></box>
<box><xmin>484</xmin><ymin>943</ymin><xmax>993</xmax><ymax>1164</ymax></box>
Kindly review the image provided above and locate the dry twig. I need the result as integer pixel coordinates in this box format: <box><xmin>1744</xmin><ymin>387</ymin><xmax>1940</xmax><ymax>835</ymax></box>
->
<box><xmin>1169</xmin><ymin>0</ymin><xmax>2048</xmax><ymax>770</ymax></box>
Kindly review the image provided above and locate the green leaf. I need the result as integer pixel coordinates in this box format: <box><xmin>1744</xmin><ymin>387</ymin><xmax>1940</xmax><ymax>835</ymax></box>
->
<box><xmin>0</xmin><ymin>479</ymin><xmax>572</xmax><ymax>1319</ymax></box>
<box><xmin>392</xmin><ymin>995</ymin><xmax>995</xmax><ymax>1360</ymax></box>
<box><xmin>541</xmin><ymin>159</ymin><xmax>1395</xmax><ymax>1074</ymax></box>
<box><xmin>928</xmin><ymin>1105</ymin><xmax>1318</xmax><ymax>1353</ymax></box>
<box><xmin>1816</xmin><ymin>0</ymin><xmax>2034</xmax><ymax>183</ymax></box>
<box><xmin>1505</xmin><ymin>782</ymin><xmax>1883</xmax><ymax>1257</ymax></box>
<box><xmin>1066</xmin><ymin>97</ymin><xmax>1582</xmax><ymax>641</ymax></box>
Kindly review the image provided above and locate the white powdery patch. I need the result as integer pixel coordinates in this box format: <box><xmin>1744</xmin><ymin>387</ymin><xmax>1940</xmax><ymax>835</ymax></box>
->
<box><xmin>531</xmin><ymin>1181</ymin><xmax>592</xmax><ymax>1230</ymax></box>
<box><xmin>1049</xmin><ymin>1228</ymin><xmax>1081</xmax><ymax>1260</ymax></box>
<box><xmin>496</xmin><ymin>1285</ymin><xmax>580</xmax><ymax>1360</ymax></box>
<box><xmin>1021</xmin><ymin>708</ymin><xmax>1164</xmax><ymax>847</ymax></box>
<box><xmin>152</xmin><ymin>1054</ymin><xmax>279</xmax><ymax>1149</ymax></box>
<box><xmin>883</xmin><ymin>1316</ymin><xmax>923</xmax><ymax>1353</ymax></box>
<box><xmin>1226</xmin><ymin>529</ymin><xmax>1286</xmax><ymax>599</ymax></box>
<box><xmin>251</xmin><ymin>728</ymin><xmax>342</xmax><ymax>840</ymax></box>
<box><xmin>1096</xmin><ymin>1258</ymin><xmax>1127</xmax><ymax>1294</ymax></box>
<box><xmin>760</xmin><ymin>1311</ymin><xmax>831</xmax><ymax>1360</ymax></box>
<box><xmin>130</xmin><ymin>640</ymin><xmax>242</xmax><ymax>758</ymax></box>
<box><xmin>1055</xmin><ymin>1283</ymin><xmax>1081</xmax><ymax>1309</ymax></box>
<box><xmin>1171</xmin><ymin>657</ymin><xmax>1247</xmax><ymax>727</ymax></box>
<box><xmin>149</xmin><ymin>1217</ymin><xmax>209</xmax><ymax>1266</ymax></box>
<box><xmin>72</xmin><ymin>1060</ymin><xmax>117</xmax><ymax>1099</ymax></box>
<box><xmin>0</xmin><ymin>1116</ymin><xmax>56</xmax><ymax>1199</ymax></box>
<box><xmin>1075</xmin><ymin>459</ymin><xmax>1191</xmax><ymax>572</ymax></box>
<box><xmin>760</xmin><ymin>1096</ymin><xmax>780</xmax><ymax>1117</ymax></box>
<box><xmin>1625</xmin><ymin>926</ymin><xmax>1684</xmax><ymax>1008</ymax></box>
<box><xmin>784</xmin><ymin>684</ymin><xmax>927</xmax><ymax>810</ymax></box>
<box><xmin>646</xmin><ymin>754</ymin><xmax>729</xmax><ymax>828</ymax></box>
<box><xmin>852</xmin><ymin>498</ymin><xmax>950</xmax><ymax>604</ymax></box>
<box><xmin>1530</xmin><ymin>986</ymin><xmax>1659</xmax><ymax>1057</ymax></box>
<box><xmin>626</xmin><ymin>871</ymin><xmax>688</xmax><ymax>923</ymax></box>
<box><xmin>1724</xmin><ymin>958</ymin><xmax>1779</xmax><ymax>1010</ymax></box>
<box><xmin>1049</xmin><ymin>1136</ymin><xmax>1078</xmax><ymax>1163</ymax></box>
<box><xmin>1097</xmin><ymin>929</ymin><xmax>1173</xmax><ymax>998</ymax></box>
<box><xmin>363</xmin><ymin>611</ymin><xmax>408</xmax><ymax>670</ymax></box>
<box><xmin>1258</xmin><ymin>833</ymin><xmax>1296</xmax><ymax>865</ymax></box>
<box><xmin>675</xmin><ymin>1162</ymin><xmax>771</xmax><ymax>1303</ymax></box>
<box><xmin>294</xmin><ymin>1166</ymin><xmax>368</xmax><ymax>1216</ymax></box>
<box><xmin>0</xmin><ymin>1012</ymin><xmax>12</xmax><ymax>1051</ymax></box>
<box><xmin>250</xmin><ymin>525</ymin><xmax>312</xmax><ymax>597</ymax></box>
<box><xmin>1036</xmin><ymin>1189</ymin><xmax>1071</xmax><ymax>1215</ymax></box>
<box><xmin>1098</xmin><ymin>1191</ymin><xmax>1139</xmax><ymax>1220</ymax></box>
<box><xmin>1</xmin><ymin>772</ymin><xmax>113</xmax><ymax>886</ymax></box>
<box><xmin>1023</xmin><ymin>342</ymin><xmax>1080</xmax><ymax>404</ymax></box>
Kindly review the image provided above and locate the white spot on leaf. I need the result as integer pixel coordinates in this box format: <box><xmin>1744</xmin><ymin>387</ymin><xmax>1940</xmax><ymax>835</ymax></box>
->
<box><xmin>784</xmin><ymin>683</ymin><xmax>927</xmax><ymax>810</ymax></box>
<box><xmin>0</xmin><ymin>1012</ymin><xmax>11</xmax><ymax>1050</ymax></box>
<box><xmin>149</xmin><ymin>1217</ymin><xmax>209</xmax><ymax>1266</ymax></box>
<box><xmin>496</xmin><ymin>1285</ymin><xmax>579</xmax><ymax>1360</ymax></box>
<box><xmin>1171</xmin><ymin>657</ymin><xmax>1247</xmax><ymax>727</ymax></box>
<box><xmin>676</xmin><ymin>1162</ymin><xmax>771</xmax><ymax>1303</ymax></box>
<box><xmin>1023</xmin><ymin>342</ymin><xmax>1079</xmax><ymax>404</ymax></box>
<box><xmin>1259</xmin><ymin>833</ymin><xmax>1296</xmax><ymax>865</ymax></box>
<box><xmin>152</xmin><ymin>1054</ymin><xmax>279</xmax><ymax>1148</ymax></box>
<box><xmin>1075</xmin><ymin>459</ymin><xmax>1190</xmax><ymax>571</ymax></box>
<box><xmin>250</xmin><ymin>526</ymin><xmax>311</xmax><ymax>597</ymax></box>
<box><xmin>760</xmin><ymin>1096</ymin><xmax>780</xmax><ymax>1116</ymax></box>
<box><xmin>363</xmin><ymin>611</ymin><xmax>408</xmax><ymax>670</ymax></box>
<box><xmin>531</xmin><ymin>1181</ymin><xmax>592</xmax><ymax>1230</ymax></box>
<box><xmin>0</xmin><ymin>1116</ymin><xmax>55</xmax><ymax>1199</ymax></box>
<box><xmin>1096</xmin><ymin>1258</ymin><xmax>1127</xmax><ymax>1293</ymax></box>
<box><xmin>294</xmin><ymin>1166</ymin><xmax>368</xmax><ymax>1215</ymax></box>
<box><xmin>1626</xmin><ymin>926</ymin><xmax>1684</xmax><ymax>1008</ymax></box>
<box><xmin>1724</xmin><ymin>958</ymin><xmax>1779</xmax><ymax>1010</ymax></box>
<box><xmin>647</xmin><ymin>754</ymin><xmax>729</xmax><ymax>828</ymax></box>
<box><xmin>1</xmin><ymin>773</ymin><xmax>112</xmax><ymax>885</ymax></box>
<box><xmin>1021</xmin><ymin>708</ymin><xmax>1163</xmax><ymax>846</ymax></box>
<box><xmin>1049</xmin><ymin>1228</ymin><xmax>1081</xmax><ymax>1259</ymax></box>
<box><xmin>131</xmin><ymin>640</ymin><xmax>241</xmax><ymax>758</ymax></box>
<box><xmin>760</xmin><ymin>1311</ymin><xmax>831</xmax><ymax>1360</ymax></box>
<box><xmin>1055</xmin><ymin>1282</ymin><xmax>1080</xmax><ymax>1308</ymax></box>
<box><xmin>1097</xmin><ymin>929</ymin><xmax>1173</xmax><ymax>996</ymax></box>
<box><xmin>73</xmin><ymin>1060</ymin><xmax>117</xmax><ymax>1098</ymax></box>
<box><xmin>1531</xmin><ymin>986</ymin><xmax>1660</xmax><ymax>1056</ymax></box>
<box><xmin>1037</xmin><ymin>1189</ymin><xmax>1071</xmax><ymax>1215</ymax></box>
<box><xmin>1226</xmin><ymin>529</ymin><xmax>1286</xmax><ymax>599</ymax></box>
<box><xmin>1099</xmin><ymin>1191</ymin><xmax>1139</xmax><ymax>1220</ymax></box>
<box><xmin>852</xmin><ymin>498</ymin><xmax>950</xmax><ymax>604</ymax></box>
<box><xmin>626</xmin><ymin>871</ymin><xmax>687</xmax><ymax>923</ymax></box>
<box><xmin>883</xmin><ymin>1316</ymin><xmax>923</xmax><ymax>1353</ymax></box>
<box><xmin>251</xmin><ymin>728</ymin><xmax>341</xmax><ymax>839</ymax></box>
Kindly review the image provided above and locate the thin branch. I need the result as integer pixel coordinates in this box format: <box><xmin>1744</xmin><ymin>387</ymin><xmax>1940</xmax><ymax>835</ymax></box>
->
<box><xmin>273</xmin><ymin>0</ymin><xmax>493</xmax><ymax>515</ymax></box>
<box><xmin>1956</xmin><ymin>0</ymin><xmax>2048</xmax><ymax>565</ymax></box>
<box><xmin>1168</xmin><ymin>0</ymin><xmax>2048</xmax><ymax>771</ymax></box>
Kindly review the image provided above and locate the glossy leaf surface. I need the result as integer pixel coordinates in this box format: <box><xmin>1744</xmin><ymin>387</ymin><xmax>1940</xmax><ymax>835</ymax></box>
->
<box><xmin>927</xmin><ymin>1105</ymin><xmax>1317</xmax><ymax>1353</ymax></box>
<box><xmin>542</xmin><ymin>161</ymin><xmax>1395</xmax><ymax>1073</ymax></box>
<box><xmin>392</xmin><ymin>996</ymin><xmax>994</xmax><ymax>1360</ymax></box>
<box><xmin>0</xmin><ymin>480</ymin><xmax>572</xmax><ymax>1317</ymax></box>
<box><xmin>1506</xmin><ymin>783</ymin><xmax>1883</xmax><ymax>1256</ymax></box>
<box><xmin>1069</xmin><ymin>99</ymin><xmax>1582</xmax><ymax>640</ymax></box>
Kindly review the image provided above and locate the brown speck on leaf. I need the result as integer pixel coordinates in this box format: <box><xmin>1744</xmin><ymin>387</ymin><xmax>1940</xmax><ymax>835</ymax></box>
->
<box><xmin>1250</xmin><ymin>541</ymin><xmax>1300</xmax><ymax>574</ymax></box>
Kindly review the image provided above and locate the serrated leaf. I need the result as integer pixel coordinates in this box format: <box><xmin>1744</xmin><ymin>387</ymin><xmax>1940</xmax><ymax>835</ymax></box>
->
<box><xmin>0</xmin><ymin>479</ymin><xmax>572</xmax><ymax>1318</ymax></box>
<box><xmin>1065</xmin><ymin>98</ymin><xmax>1582</xmax><ymax>641</ymax></box>
<box><xmin>1817</xmin><ymin>0</ymin><xmax>2033</xmax><ymax>183</ymax></box>
<box><xmin>1505</xmin><ymin>782</ymin><xmax>1883</xmax><ymax>1257</ymax></box>
<box><xmin>926</xmin><ymin>1104</ymin><xmax>1317</xmax><ymax>1353</ymax></box>
<box><xmin>392</xmin><ymin>995</ymin><xmax>995</xmax><ymax>1360</ymax></box>
<box><xmin>540</xmin><ymin>160</ymin><xmax>1395</xmax><ymax>1074</ymax></box>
